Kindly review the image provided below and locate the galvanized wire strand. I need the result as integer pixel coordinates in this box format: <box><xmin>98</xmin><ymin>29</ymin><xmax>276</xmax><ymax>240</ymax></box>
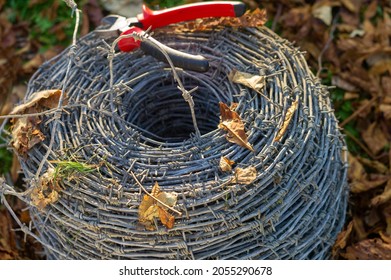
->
<box><xmin>1</xmin><ymin>24</ymin><xmax>348</xmax><ymax>260</ymax></box>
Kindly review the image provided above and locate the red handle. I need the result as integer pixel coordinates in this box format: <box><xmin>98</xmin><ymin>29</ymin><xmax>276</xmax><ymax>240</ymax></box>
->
<box><xmin>118</xmin><ymin>27</ymin><xmax>142</xmax><ymax>52</ymax></box>
<box><xmin>137</xmin><ymin>1</ymin><xmax>246</xmax><ymax>30</ymax></box>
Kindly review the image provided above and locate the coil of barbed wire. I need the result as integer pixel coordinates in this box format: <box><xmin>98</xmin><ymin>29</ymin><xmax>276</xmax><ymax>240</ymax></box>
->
<box><xmin>5</xmin><ymin>23</ymin><xmax>348</xmax><ymax>259</ymax></box>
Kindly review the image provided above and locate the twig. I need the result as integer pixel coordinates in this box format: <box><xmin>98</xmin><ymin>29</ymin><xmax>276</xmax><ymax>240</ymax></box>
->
<box><xmin>340</xmin><ymin>96</ymin><xmax>377</xmax><ymax>127</ymax></box>
<box><xmin>130</xmin><ymin>171</ymin><xmax>182</xmax><ymax>215</ymax></box>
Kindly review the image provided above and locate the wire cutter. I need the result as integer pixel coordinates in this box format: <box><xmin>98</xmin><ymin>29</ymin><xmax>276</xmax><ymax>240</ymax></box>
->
<box><xmin>96</xmin><ymin>1</ymin><xmax>246</xmax><ymax>72</ymax></box>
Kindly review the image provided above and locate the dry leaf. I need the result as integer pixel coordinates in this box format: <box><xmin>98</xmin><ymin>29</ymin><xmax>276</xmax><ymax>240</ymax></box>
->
<box><xmin>340</xmin><ymin>0</ymin><xmax>357</xmax><ymax>13</ymax></box>
<box><xmin>371</xmin><ymin>180</ymin><xmax>391</xmax><ymax>206</ymax></box>
<box><xmin>351</xmin><ymin>177</ymin><xmax>388</xmax><ymax>193</ymax></box>
<box><xmin>30</xmin><ymin>168</ymin><xmax>59</xmax><ymax>210</ymax></box>
<box><xmin>229</xmin><ymin>69</ymin><xmax>265</xmax><ymax>92</ymax></box>
<box><xmin>312</xmin><ymin>5</ymin><xmax>332</xmax><ymax>26</ymax></box>
<box><xmin>379</xmin><ymin>231</ymin><xmax>391</xmax><ymax>244</ymax></box>
<box><xmin>362</xmin><ymin>122</ymin><xmax>388</xmax><ymax>155</ymax></box>
<box><xmin>274</xmin><ymin>100</ymin><xmax>299</xmax><ymax>142</ymax></box>
<box><xmin>218</xmin><ymin>102</ymin><xmax>254</xmax><ymax>152</ymax></box>
<box><xmin>174</xmin><ymin>8</ymin><xmax>266</xmax><ymax>32</ymax></box>
<box><xmin>10</xmin><ymin>89</ymin><xmax>64</xmax><ymax>115</ymax></box>
<box><xmin>10</xmin><ymin>89</ymin><xmax>67</xmax><ymax>157</ymax></box>
<box><xmin>332</xmin><ymin>221</ymin><xmax>353</xmax><ymax>258</ymax></box>
<box><xmin>384</xmin><ymin>204</ymin><xmax>391</xmax><ymax>236</ymax></box>
<box><xmin>342</xmin><ymin>238</ymin><xmax>391</xmax><ymax>260</ymax></box>
<box><xmin>379</xmin><ymin>104</ymin><xmax>391</xmax><ymax>120</ymax></box>
<box><xmin>233</xmin><ymin>166</ymin><xmax>257</xmax><ymax>185</ymax></box>
<box><xmin>357</xmin><ymin>156</ymin><xmax>389</xmax><ymax>174</ymax></box>
<box><xmin>0</xmin><ymin>207</ymin><xmax>19</xmax><ymax>259</ymax></box>
<box><xmin>157</xmin><ymin>207</ymin><xmax>175</xmax><ymax>229</ymax></box>
<box><xmin>138</xmin><ymin>182</ymin><xmax>178</xmax><ymax>230</ymax></box>
<box><xmin>219</xmin><ymin>156</ymin><xmax>235</xmax><ymax>172</ymax></box>
<box><xmin>11</xmin><ymin>116</ymin><xmax>45</xmax><ymax>157</ymax></box>
<box><xmin>332</xmin><ymin>76</ymin><xmax>359</xmax><ymax>92</ymax></box>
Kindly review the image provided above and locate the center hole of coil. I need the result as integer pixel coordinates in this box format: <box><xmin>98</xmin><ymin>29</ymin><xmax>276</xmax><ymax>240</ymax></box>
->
<box><xmin>122</xmin><ymin>75</ymin><xmax>220</xmax><ymax>143</ymax></box>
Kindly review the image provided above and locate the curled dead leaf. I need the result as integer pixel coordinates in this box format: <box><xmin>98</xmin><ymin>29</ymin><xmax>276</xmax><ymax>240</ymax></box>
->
<box><xmin>138</xmin><ymin>182</ymin><xmax>178</xmax><ymax>230</ymax></box>
<box><xmin>30</xmin><ymin>168</ymin><xmax>60</xmax><ymax>210</ymax></box>
<box><xmin>233</xmin><ymin>166</ymin><xmax>257</xmax><ymax>185</ymax></box>
<box><xmin>10</xmin><ymin>89</ymin><xmax>64</xmax><ymax>115</ymax></box>
<box><xmin>229</xmin><ymin>69</ymin><xmax>265</xmax><ymax>92</ymax></box>
<box><xmin>11</xmin><ymin>116</ymin><xmax>45</xmax><ymax>157</ymax></box>
<box><xmin>218</xmin><ymin>102</ymin><xmax>254</xmax><ymax>152</ymax></box>
<box><xmin>219</xmin><ymin>156</ymin><xmax>235</xmax><ymax>172</ymax></box>
<box><xmin>274</xmin><ymin>100</ymin><xmax>298</xmax><ymax>142</ymax></box>
<box><xmin>10</xmin><ymin>89</ymin><xmax>67</xmax><ymax>157</ymax></box>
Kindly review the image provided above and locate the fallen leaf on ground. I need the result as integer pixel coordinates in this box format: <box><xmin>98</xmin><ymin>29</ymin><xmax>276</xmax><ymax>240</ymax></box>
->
<box><xmin>218</xmin><ymin>102</ymin><xmax>254</xmax><ymax>152</ymax></box>
<box><xmin>274</xmin><ymin>100</ymin><xmax>298</xmax><ymax>142</ymax></box>
<box><xmin>138</xmin><ymin>182</ymin><xmax>178</xmax><ymax>230</ymax></box>
<box><xmin>379</xmin><ymin>231</ymin><xmax>391</xmax><ymax>244</ymax></box>
<box><xmin>229</xmin><ymin>69</ymin><xmax>265</xmax><ymax>92</ymax></box>
<box><xmin>340</xmin><ymin>0</ymin><xmax>357</xmax><ymax>13</ymax></box>
<box><xmin>312</xmin><ymin>5</ymin><xmax>332</xmax><ymax>26</ymax></box>
<box><xmin>233</xmin><ymin>166</ymin><xmax>257</xmax><ymax>185</ymax></box>
<box><xmin>332</xmin><ymin>221</ymin><xmax>353</xmax><ymax>258</ymax></box>
<box><xmin>348</xmin><ymin>145</ymin><xmax>388</xmax><ymax>193</ymax></box>
<box><xmin>342</xmin><ymin>238</ymin><xmax>391</xmax><ymax>260</ymax></box>
<box><xmin>357</xmin><ymin>156</ymin><xmax>389</xmax><ymax>174</ymax></box>
<box><xmin>0</xmin><ymin>208</ymin><xmax>19</xmax><ymax>259</ymax></box>
<box><xmin>384</xmin><ymin>203</ymin><xmax>391</xmax><ymax>236</ymax></box>
<box><xmin>371</xmin><ymin>180</ymin><xmax>391</xmax><ymax>207</ymax></box>
<box><xmin>379</xmin><ymin>104</ymin><xmax>391</xmax><ymax>120</ymax></box>
<box><xmin>219</xmin><ymin>156</ymin><xmax>235</xmax><ymax>172</ymax></box>
<box><xmin>361</xmin><ymin>122</ymin><xmax>388</xmax><ymax>155</ymax></box>
<box><xmin>351</xmin><ymin>177</ymin><xmax>388</xmax><ymax>193</ymax></box>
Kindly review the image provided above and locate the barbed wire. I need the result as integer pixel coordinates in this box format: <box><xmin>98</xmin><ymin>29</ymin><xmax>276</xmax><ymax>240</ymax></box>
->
<box><xmin>0</xmin><ymin>15</ymin><xmax>348</xmax><ymax>259</ymax></box>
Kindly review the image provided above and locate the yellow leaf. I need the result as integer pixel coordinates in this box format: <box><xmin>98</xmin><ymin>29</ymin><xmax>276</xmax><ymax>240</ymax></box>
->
<box><xmin>138</xmin><ymin>182</ymin><xmax>178</xmax><ymax>230</ymax></box>
<box><xmin>234</xmin><ymin>166</ymin><xmax>257</xmax><ymax>185</ymax></box>
<box><xmin>218</xmin><ymin>102</ymin><xmax>254</xmax><ymax>152</ymax></box>
<box><xmin>158</xmin><ymin>207</ymin><xmax>175</xmax><ymax>229</ymax></box>
<box><xmin>219</xmin><ymin>156</ymin><xmax>235</xmax><ymax>172</ymax></box>
<box><xmin>274</xmin><ymin>100</ymin><xmax>298</xmax><ymax>142</ymax></box>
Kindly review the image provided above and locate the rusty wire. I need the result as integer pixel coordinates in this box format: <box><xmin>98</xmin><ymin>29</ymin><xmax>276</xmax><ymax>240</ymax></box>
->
<box><xmin>0</xmin><ymin>18</ymin><xmax>348</xmax><ymax>259</ymax></box>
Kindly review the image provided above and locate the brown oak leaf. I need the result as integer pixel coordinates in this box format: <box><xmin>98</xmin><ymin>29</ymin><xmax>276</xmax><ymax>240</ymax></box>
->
<box><xmin>218</xmin><ymin>102</ymin><xmax>254</xmax><ymax>152</ymax></box>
